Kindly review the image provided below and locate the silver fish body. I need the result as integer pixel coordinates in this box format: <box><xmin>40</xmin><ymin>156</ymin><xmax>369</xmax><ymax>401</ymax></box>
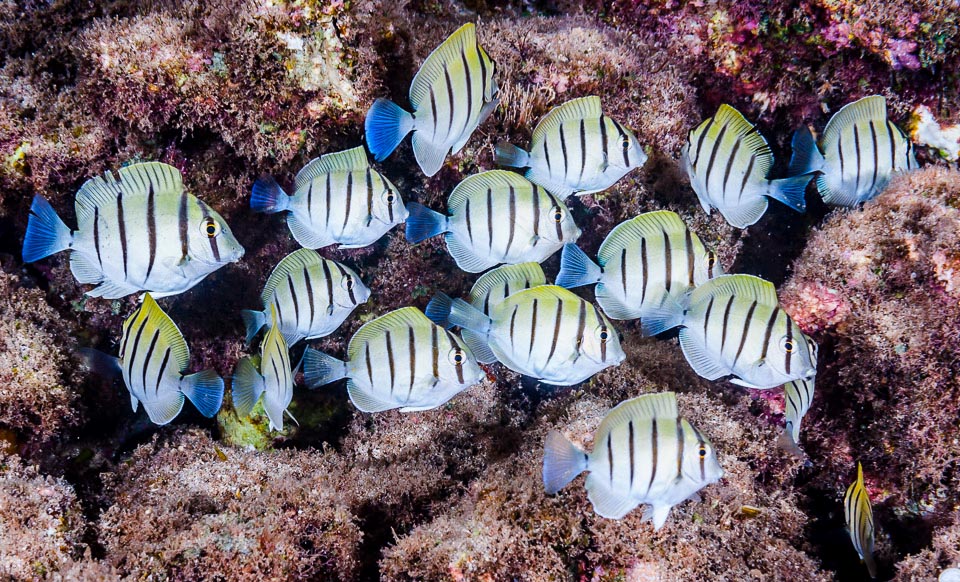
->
<box><xmin>118</xmin><ymin>293</ymin><xmax>224</xmax><ymax>424</ymax></box>
<box><xmin>496</xmin><ymin>96</ymin><xmax>646</xmax><ymax>200</ymax></box>
<box><xmin>682</xmin><ymin>104</ymin><xmax>811</xmax><ymax>228</ymax></box>
<box><xmin>251</xmin><ymin>146</ymin><xmax>408</xmax><ymax>249</ymax></box>
<box><xmin>303</xmin><ymin>307</ymin><xmax>484</xmax><ymax>412</ymax></box>
<box><xmin>233</xmin><ymin>307</ymin><xmax>294</xmax><ymax>431</ymax></box>
<box><xmin>844</xmin><ymin>462</ymin><xmax>878</xmax><ymax>578</ymax></box>
<box><xmin>365</xmin><ymin>23</ymin><xmax>499</xmax><ymax>176</ymax></box>
<box><xmin>678</xmin><ymin>274</ymin><xmax>817</xmax><ymax>389</ymax></box>
<box><xmin>556</xmin><ymin>210</ymin><xmax>723</xmax><ymax>331</ymax></box>
<box><xmin>242</xmin><ymin>249</ymin><xmax>370</xmax><ymax>346</ymax></box>
<box><xmin>405</xmin><ymin>170</ymin><xmax>581</xmax><ymax>273</ymax></box>
<box><xmin>23</xmin><ymin>162</ymin><xmax>244</xmax><ymax>299</ymax></box>
<box><xmin>436</xmin><ymin>285</ymin><xmax>625</xmax><ymax>385</ymax></box>
<box><xmin>790</xmin><ymin>95</ymin><xmax>916</xmax><ymax>207</ymax></box>
<box><xmin>543</xmin><ymin>392</ymin><xmax>723</xmax><ymax>528</ymax></box>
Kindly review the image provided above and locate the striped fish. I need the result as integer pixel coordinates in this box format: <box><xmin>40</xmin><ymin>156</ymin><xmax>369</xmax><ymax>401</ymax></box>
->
<box><xmin>22</xmin><ymin>162</ymin><xmax>244</xmax><ymax>299</ymax></box>
<box><xmin>543</xmin><ymin>392</ymin><xmax>723</xmax><ymax>527</ymax></box>
<box><xmin>844</xmin><ymin>462</ymin><xmax>878</xmax><ymax>579</ymax></box>
<box><xmin>241</xmin><ymin>249</ymin><xmax>370</xmax><ymax>346</ymax></box>
<box><xmin>251</xmin><ymin>146</ymin><xmax>407</xmax><ymax>249</ymax></box>
<box><xmin>117</xmin><ymin>293</ymin><xmax>224</xmax><ymax>424</ymax></box>
<box><xmin>672</xmin><ymin>274</ymin><xmax>818</xmax><ymax>389</ymax></box>
<box><xmin>364</xmin><ymin>23</ymin><xmax>498</xmax><ymax>177</ymax></box>
<box><xmin>778</xmin><ymin>377</ymin><xmax>815</xmax><ymax>457</ymax></box>
<box><xmin>556</xmin><ymin>210</ymin><xmax>723</xmax><ymax>332</ymax></box>
<box><xmin>232</xmin><ymin>307</ymin><xmax>294</xmax><ymax>431</ymax></box>
<box><xmin>789</xmin><ymin>95</ymin><xmax>916</xmax><ymax>207</ymax></box>
<box><xmin>495</xmin><ymin>96</ymin><xmax>646</xmax><ymax>200</ymax></box>
<box><xmin>681</xmin><ymin>104</ymin><xmax>812</xmax><ymax>228</ymax></box>
<box><xmin>428</xmin><ymin>285</ymin><xmax>625</xmax><ymax>386</ymax></box>
<box><xmin>405</xmin><ymin>170</ymin><xmax>581</xmax><ymax>273</ymax></box>
<box><xmin>302</xmin><ymin>307</ymin><xmax>484</xmax><ymax>413</ymax></box>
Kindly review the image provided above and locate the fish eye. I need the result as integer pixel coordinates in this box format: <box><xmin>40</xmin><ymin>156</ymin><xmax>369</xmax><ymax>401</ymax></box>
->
<box><xmin>699</xmin><ymin>445</ymin><xmax>707</xmax><ymax>458</ymax></box>
<box><xmin>201</xmin><ymin>218</ymin><xmax>221</xmax><ymax>238</ymax></box>
<box><xmin>343</xmin><ymin>276</ymin><xmax>354</xmax><ymax>291</ymax></box>
<box><xmin>780</xmin><ymin>337</ymin><xmax>796</xmax><ymax>353</ymax></box>
<box><xmin>620</xmin><ymin>135</ymin><xmax>631</xmax><ymax>149</ymax></box>
<box><xmin>599</xmin><ymin>329</ymin><xmax>609</xmax><ymax>343</ymax></box>
<box><xmin>553</xmin><ymin>206</ymin><xmax>564</xmax><ymax>222</ymax></box>
<box><xmin>448</xmin><ymin>347</ymin><xmax>466</xmax><ymax>366</ymax></box>
<box><xmin>707</xmin><ymin>252</ymin><xmax>717</xmax><ymax>270</ymax></box>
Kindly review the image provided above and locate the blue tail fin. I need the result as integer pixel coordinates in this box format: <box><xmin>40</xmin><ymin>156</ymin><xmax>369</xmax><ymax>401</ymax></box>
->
<box><xmin>364</xmin><ymin>98</ymin><xmax>415</xmax><ymax>162</ymax></box>
<box><xmin>639</xmin><ymin>298</ymin><xmax>687</xmax><ymax>337</ymax></box>
<box><xmin>241</xmin><ymin>309</ymin><xmax>266</xmax><ymax>346</ymax></box>
<box><xmin>767</xmin><ymin>175</ymin><xmax>811</xmax><ymax>213</ymax></box>
<box><xmin>425</xmin><ymin>292</ymin><xmax>454</xmax><ymax>328</ymax></box>
<box><xmin>404</xmin><ymin>202</ymin><xmax>449</xmax><ymax>243</ymax></box>
<box><xmin>555</xmin><ymin>244</ymin><xmax>602</xmax><ymax>289</ymax></box>
<box><xmin>787</xmin><ymin>126</ymin><xmax>826</xmax><ymax>176</ymax></box>
<box><xmin>542</xmin><ymin>430</ymin><xmax>588</xmax><ymax>494</ymax></box>
<box><xmin>231</xmin><ymin>356</ymin><xmax>264</xmax><ymax>418</ymax></box>
<box><xmin>495</xmin><ymin>142</ymin><xmax>530</xmax><ymax>168</ymax></box>
<box><xmin>23</xmin><ymin>194</ymin><xmax>72</xmax><ymax>263</ymax></box>
<box><xmin>446</xmin><ymin>296</ymin><xmax>492</xmax><ymax>335</ymax></box>
<box><xmin>251</xmin><ymin>176</ymin><xmax>290</xmax><ymax>214</ymax></box>
<box><xmin>181</xmin><ymin>369</ymin><xmax>225</xmax><ymax>418</ymax></box>
<box><xmin>302</xmin><ymin>348</ymin><xmax>348</xmax><ymax>388</ymax></box>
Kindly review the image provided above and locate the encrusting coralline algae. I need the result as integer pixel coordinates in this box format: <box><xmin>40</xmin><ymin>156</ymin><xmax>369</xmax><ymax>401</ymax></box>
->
<box><xmin>1</xmin><ymin>0</ymin><xmax>960</xmax><ymax>580</ymax></box>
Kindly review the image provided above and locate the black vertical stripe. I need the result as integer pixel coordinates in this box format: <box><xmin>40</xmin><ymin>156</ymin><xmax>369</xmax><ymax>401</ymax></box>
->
<box><xmin>703</xmin><ymin>125</ymin><xmax>728</xmax><ymax>190</ymax></box>
<box><xmin>486</xmin><ymin>188</ymin><xmax>494</xmax><ymax>253</ymax></box>
<box><xmin>551</xmin><ymin>194</ymin><xmax>564</xmax><ymax>241</ymax></box>
<box><xmin>640</xmin><ymin>238</ymin><xmax>649</xmax><ymax>304</ymax></box>
<box><xmin>324</xmin><ymin>172</ymin><xmax>332</xmax><ymax>230</ymax></box>
<box><xmin>306</xmin><ymin>180</ymin><xmax>313</xmax><ymax>218</ymax></box>
<box><xmin>759</xmin><ymin>306</ymin><xmax>780</xmax><ymax>361</ymax></box>
<box><xmin>675</xmin><ymin>418</ymin><xmax>684</xmax><ymax>479</ymax></box>
<box><xmin>663</xmin><ymin>230</ymin><xmax>673</xmax><ymax>293</ymax></box>
<box><xmin>721</xmin><ymin>135</ymin><xmax>743</xmax><ymax>203</ymax></box>
<box><xmin>733</xmin><ymin>300</ymin><xmax>758</xmax><ymax>366</ymax></box>
<box><xmin>465</xmin><ymin>199</ymin><xmax>473</xmax><ymax>244</ymax></box>
<box><xmin>117</xmin><ymin>190</ymin><xmax>128</xmax><ymax>280</ymax></box>
<box><xmin>93</xmin><ymin>207</ymin><xmax>102</xmax><ymax>268</ymax></box>
<box><xmin>429</xmin><ymin>87</ymin><xmax>439</xmax><ymax>139</ymax></box>
<box><xmin>275</xmin><ymin>289</ymin><xmax>285</xmax><ymax>325</ymax></box>
<box><xmin>509</xmin><ymin>305</ymin><xmax>519</xmax><ymax>349</ymax></box>
<box><xmin>684</xmin><ymin>227</ymin><xmax>695</xmax><ymax>287</ymax></box>
<box><xmin>691</xmin><ymin>116</ymin><xmax>716</xmax><ymax>168</ymax></box>
<box><xmin>287</xmin><ymin>275</ymin><xmax>300</xmax><ymax>327</ymax></box>
<box><xmin>145</xmin><ymin>183</ymin><xmax>157</xmax><ymax>284</ymax></box>
<box><xmin>431</xmin><ymin>324</ymin><xmax>439</xmax><ymax>379</ymax></box>
<box><xmin>620</xmin><ymin>248</ymin><xmax>627</xmax><ymax>294</ymax></box>
<box><xmin>869</xmin><ymin>121</ymin><xmax>879</xmax><ymax>193</ymax></box>
<box><xmin>647</xmin><ymin>418</ymin><xmax>658</xmax><ymax>495</ymax></box>
<box><xmin>365</xmin><ymin>168</ymin><xmax>374</xmax><ymax>227</ymax></box>
<box><xmin>335</xmin><ymin>262</ymin><xmax>356</xmax><ymax>305</ymax></box>
<box><xmin>443</xmin><ymin>64</ymin><xmax>456</xmax><ymax>138</ymax></box>
<box><xmin>528</xmin><ymin>298</ymin><xmax>539</xmax><ymax>357</ymax></box>
<box><xmin>198</xmin><ymin>201</ymin><xmax>220</xmax><ymax>263</ymax></box>
<box><xmin>126</xmin><ymin>315</ymin><xmax>150</xmax><ymax>379</ymax></box>
<box><xmin>838</xmin><ymin>133</ymin><xmax>846</xmax><ymax>178</ymax></box>
<box><xmin>444</xmin><ymin>330</ymin><xmax>465</xmax><ymax>384</ymax></box>
<box><xmin>575</xmin><ymin>299</ymin><xmax>587</xmax><ymax>352</ymax></box>
<box><xmin>476</xmin><ymin>44</ymin><xmax>488</xmax><ymax>99</ymax></box>
<box><xmin>386</xmin><ymin>330</ymin><xmax>396</xmax><ymax>394</ymax></box>
<box><xmin>692</xmin><ymin>425</ymin><xmax>706</xmax><ymax>481</ymax></box>
<box><xmin>593</xmin><ymin>305</ymin><xmax>608</xmax><ymax>362</ymax></box>
<box><xmin>321</xmin><ymin>260</ymin><xmax>334</xmax><ymax>314</ymax></box>
<box><xmin>407</xmin><ymin>325</ymin><xmax>416</xmax><ymax>400</ymax></box>
<box><xmin>607</xmin><ymin>432</ymin><xmax>614</xmax><ymax>485</ymax></box>
<box><xmin>703</xmin><ymin>296</ymin><xmax>715</xmax><ymax>341</ymax></box>
<box><xmin>885</xmin><ymin>121</ymin><xmax>898</xmax><ymax>173</ymax></box>
<box><xmin>364</xmin><ymin>343</ymin><xmax>374</xmax><ymax>386</ymax></box>
<box><xmin>531</xmin><ymin>186</ymin><xmax>540</xmax><ymax>243</ymax></box>
<box><xmin>543</xmin><ymin>140</ymin><xmax>551</xmax><ymax>175</ymax></box>
<box><xmin>505</xmin><ymin>185</ymin><xmax>516</xmax><ymax>256</ymax></box>
<box><xmin>784</xmin><ymin>314</ymin><xmax>794</xmax><ymax>375</ymax></box>
<box><xmin>303</xmin><ymin>267</ymin><xmax>315</xmax><ymax>330</ymax></box>
<box><xmin>460</xmin><ymin>46</ymin><xmax>473</xmax><ymax>137</ymax></box>
<box><xmin>178</xmin><ymin>191</ymin><xmax>189</xmax><ymax>263</ymax></box>
<box><xmin>343</xmin><ymin>172</ymin><xmax>353</xmax><ymax>232</ymax></box>
<box><xmin>558</xmin><ymin>123</ymin><xmax>569</xmax><ymax>180</ymax></box>
<box><xmin>738</xmin><ymin>154</ymin><xmax>756</xmax><ymax>203</ymax></box>
<box><xmin>628</xmin><ymin>420</ymin><xmax>635</xmax><ymax>490</ymax></box>
<box><xmin>141</xmin><ymin>329</ymin><xmax>160</xmax><ymax>393</ymax></box>
<box><xmin>155</xmin><ymin>348</ymin><xmax>171</xmax><ymax>397</ymax></box>
<box><xmin>853</xmin><ymin>124</ymin><xmax>862</xmax><ymax>194</ymax></box>
<box><xmin>720</xmin><ymin>295</ymin><xmax>736</xmax><ymax>352</ymax></box>
<box><xmin>610</xmin><ymin>118</ymin><xmax>630</xmax><ymax>167</ymax></box>
<box><xmin>578</xmin><ymin>119</ymin><xmax>587</xmax><ymax>183</ymax></box>
<box><xmin>545</xmin><ymin>298</ymin><xmax>563</xmax><ymax>365</ymax></box>
<box><xmin>599</xmin><ymin>118</ymin><xmax>609</xmax><ymax>167</ymax></box>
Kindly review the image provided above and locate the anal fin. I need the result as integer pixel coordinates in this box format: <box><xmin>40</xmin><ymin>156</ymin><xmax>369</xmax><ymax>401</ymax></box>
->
<box><xmin>585</xmin><ymin>473</ymin><xmax>638</xmax><ymax>519</ymax></box>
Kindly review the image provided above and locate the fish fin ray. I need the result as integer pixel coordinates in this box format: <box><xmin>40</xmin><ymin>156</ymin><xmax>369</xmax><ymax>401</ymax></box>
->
<box><xmin>287</xmin><ymin>213</ymin><xmax>333</xmax><ymax>249</ymax></box>
<box><xmin>294</xmin><ymin>147</ymin><xmax>369</xmax><ymax>191</ymax></box>
<box><xmin>641</xmin><ymin>504</ymin><xmax>674</xmax><ymax>530</ymax></box>
<box><xmin>470</xmin><ymin>262</ymin><xmax>546</xmax><ymax>304</ymax></box>
<box><xmin>347</xmin><ymin>380</ymin><xmax>397</xmax><ymax>412</ymax></box>
<box><xmin>595</xmin><ymin>286</ymin><xmax>640</xmax><ymax>320</ymax></box>
<box><xmin>411</xmin><ymin>133</ymin><xmax>449</xmax><ymax>177</ymax></box>
<box><xmin>69</xmin><ymin>252</ymin><xmax>104</xmax><ymax>285</ymax></box>
<box><xmin>460</xmin><ymin>330</ymin><xmax>498</xmax><ymax>364</ymax></box>
<box><xmin>181</xmin><ymin>369</ymin><xmax>224</xmax><ymax>418</ymax></box>
<box><xmin>542</xmin><ymin>430</ymin><xmax>588</xmax><ymax>494</ymax></box>
<box><xmin>250</xmin><ymin>176</ymin><xmax>290</xmax><ymax>214</ymax></box>
<box><xmin>22</xmin><ymin>195</ymin><xmax>72</xmax><ymax>263</ymax></box>
<box><xmin>532</xmin><ymin>96</ymin><xmax>603</xmax><ymax>143</ymax></box>
<box><xmin>767</xmin><ymin>175</ymin><xmax>811</xmax><ymax>213</ymax></box>
<box><xmin>689</xmin><ymin>273</ymin><xmax>779</xmax><ymax>308</ymax></box>
<box><xmin>678</xmin><ymin>328</ymin><xmax>729</xmax><ymax>380</ymax></box>
<box><xmin>821</xmin><ymin>95</ymin><xmax>887</xmax><ymax>150</ymax></box>
<box><xmin>555</xmin><ymin>243</ymin><xmax>602</xmax><ymax>289</ymax></box>
<box><xmin>404</xmin><ymin>202</ymin><xmax>449</xmax><ymax>243</ymax></box>
<box><xmin>718</xmin><ymin>197</ymin><xmax>769</xmax><ymax>228</ymax></box>
<box><xmin>302</xmin><ymin>348</ymin><xmax>348</xmax><ymax>388</ymax></box>
<box><xmin>494</xmin><ymin>142</ymin><xmax>530</xmax><ymax>168</ymax></box>
<box><xmin>364</xmin><ymin>98</ymin><xmax>415</xmax><ymax>162</ymax></box>
<box><xmin>409</xmin><ymin>23</ymin><xmax>477</xmax><ymax>109</ymax></box>
<box><xmin>597</xmin><ymin>210</ymin><xmax>689</xmax><ymax>264</ymax></box>
<box><xmin>787</xmin><ymin>126</ymin><xmax>826</xmax><ymax>176</ymax></box>
<box><xmin>585</xmin><ymin>473</ymin><xmax>638</xmax><ymax>519</ymax></box>
<box><xmin>85</xmin><ymin>279</ymin><xmax>140</xmax><ymax>300</ymax></box>
<box><xmin>140</xmin><ymin>392</ymin><xmax>186</xmax><ymax>425</ymax></box>
<box><xmin>597</xmin><ymin>393</ymin><xmax>678</xmax><ymax>443</ymax></box>
<box><xmin>231</xmin><ymin>356</ymin><xmax>265</xmax><ymax>418</ymax></box>
<box><xmin>445</xmin><ymin>232</ymin><xmax>497</xmax><ymax>273</ymax></box>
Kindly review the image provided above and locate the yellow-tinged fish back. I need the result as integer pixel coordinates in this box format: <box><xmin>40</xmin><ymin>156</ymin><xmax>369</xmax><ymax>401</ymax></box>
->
<box><xmin>594</xmin><ymin>392</ymin><xmax>679</xmax><ymax>442</ymax></box>
<box><xmin>532</xmin><ymin>96</ymin><xmax>603</xmax><ymax>143</ymax></box>
<box><xmin>123</xmin><ymin>293</ymin><xmax>190</xmax><ymax>372</ymax></box>
<box><xmin>75</xmin><ymin>162</ymin><xmax>184</xmax><ymax>228</ymax></box>
<box><xmin>822</xmin><ymin>96</ymin><xmax>888</xmax><ymax>149</ymax></box>
<box><xmin>447</xmin><ymin>170</ymin><xmax>537</xmax><ymax>211</ymax></box>
<box><xmin>409</xmin><ymin>23</ymin><xmax>479</xmax><ymax>106</ymax></box>
<box><xmin>346</xmin><ymin>306</ymin><xmax>435</xmax><ymax>361</ymax></box>
<box><xmin>294</xmin><ymin>146</ymin><xmax>370</xmax><ymax>192</ymax></box>
<box><xmin>688</xmin><ymin>273</ymin><xmax>779</xmax><ymax>308</ymax></box>
<box><xmin>596</xmin><ymin>210</ymin><xmax>689</xmax><ymax>265</ymax></box>
<box><xmin>844</xmin><ymin>461</ymin><xmax>878</xmax><ymax>578</ymax></box>
<box><xmin>469</xmin><ymin>262</ymin><xmax>546</xmax><ymax>308</ymax></box>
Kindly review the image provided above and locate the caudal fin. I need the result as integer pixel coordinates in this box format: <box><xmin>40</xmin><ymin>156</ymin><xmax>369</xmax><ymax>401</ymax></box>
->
<box><xmin>231</xmin><ymin>356</ymin><xmax>265</xmax><ymax>418</ymax></box>
<box><xmin>555</xmin><ymin>244</ymin><xmax>602</xmax><ymax>289</ymax></box>
<box><xmin>639</xmin><ymin>298</ymin><xmax>686</xmax><ymax>337</ymax></box>
<box><xmin>495</xmin><ymin>142</ymin><xmax>531</xmax><ymax>168</ymax></box>
<box><xmin>787</xmin><ymin>126</ymin><xmax>826</xmax><ymax>176</ymax></box>
<box><xmin>241</xmin><ymin>309</ymin><xmax>266</xmax><ymax>346</ymax></box>
<box><xmin>365</xmin><ymin>98</ymin><xmax>415</xmax><ymax>162</ymax></box>
<box><xmin>302</xmin><ymin>348</ymin><xmax>348</xmax><ymax>388</ymax></box>
<box><xmin>446</xmin><ymin>296</ymin><xmax>492</xmax><ymax>335</ymax></box>
<box><xmin>250</xmin><ymin>176</ymin><xmax>290</xmax><ymax>214</ymax></box>
<box><xmin>404</xmin><ymin>202</ymin><xmax>449</xmax><ymax>243</ymax></box>
<box><xmin>181</xmin><ymin>369</ymin><xmax>225</xmax><ymax>418</ymax></box>
<box><xmin>543</xmin><ymin>429</ymin><xmax>588</xmax><ymax>494</ymax></box>
<box><xmin>425</xmin><ymin>292</ymin><xmax>454</xmax><ymax>328</ymax></box>
<box><xmin>23</xmin><ymin>194</ymin><xmax>72</xmax><ymax>263</ymax></box>
<box><xmin>767</xmin><ymin>174</ymin><xmax>811</xmax><ymax>213</ymax></box>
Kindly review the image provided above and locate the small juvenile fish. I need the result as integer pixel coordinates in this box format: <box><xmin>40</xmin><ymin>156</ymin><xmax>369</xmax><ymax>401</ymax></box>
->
<box><xmin>495</xmin><ymin>96</ymin><xmax>646</xmax><ymax>200</ymax></box>
<box><xmin>543</xmin><ymin>392</ymin><xmax>723</xmax><ymax>527</ymax></box>
<box><xmin>302</xmin><ymin>307</ymin><xmax>484</xmax><ymax>412</ymax></box>
<box><xmin>23</xmin><ymin>162</ymin><xmax>244</xmax><ymax>299</ymax></box>
<box><xmin>241</xmin><ymin>249</ymin><xmax>370</xmax><ymax>346</ymax></box>
<box><xmin>556</xmin><ymin>211</ymin><xmax>723</xmax><ymax>331</ymax></box>
<box><xmin>405</xmin><ymin>170</ymin><xmax>581</xmax><ymax>273</ymax></box>
<box><xmin>778</xmin><ymin>377</ymin><xmax>815</xmax><ymax>457</ymax></box>
<box><xmin>428</xmin><ymin>285</ymin><xmax>625</xmax><ymax>386</ymax></box>
<box><xmin>682</xmin><ymin>104</ymin><xmax>812</xmax><ymax>228</ymax></box>
<box><xmin>233</xmin><ymin>307</ymin><xmax>294</xmax><ymax>431</ymax></box>
<box><xmin>251</xmin><ymin>146</ymin><xmax>407</xmax><ymax>249</ymax></box>
<box><xmin>365</xmin><ymin>23</ymin><xmax>498</xmax><ymax>177</ymax></box>
<box><xmin>661</xmin><ymin>274</ymin><xmax>817</xmax><ymax>389</ymax></box>
<box><xmin>427</xmin><ymin>262</ymin><xmax>546</xmax><ymax>355</ymax></box>
<box><xmin>844</xmin><ymin>462</ymin><xmax>878</xmax><ymax>579</ymax></box>
<box><xmin>113</xmin><ymin>293</ymin><xmax>224</xmax><ymax>424</ymax></box>
<box><xmin>789</xmin><ymin>95</ymin><xmax>917</xmax><ymax>207</ymax></box>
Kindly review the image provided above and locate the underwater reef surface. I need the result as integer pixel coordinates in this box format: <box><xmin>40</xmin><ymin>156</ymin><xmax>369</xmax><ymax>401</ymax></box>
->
<box><xmin>1</xmin><ymin>0</ymin><xmax>958</xmax><ymax>580</ymax></box>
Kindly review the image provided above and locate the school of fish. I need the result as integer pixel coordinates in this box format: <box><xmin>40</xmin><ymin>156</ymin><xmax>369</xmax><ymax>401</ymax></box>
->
<box><xmin>20</xmin><ymin>21</ymin><xmax>917</xmax><ymax>567</ymax></box>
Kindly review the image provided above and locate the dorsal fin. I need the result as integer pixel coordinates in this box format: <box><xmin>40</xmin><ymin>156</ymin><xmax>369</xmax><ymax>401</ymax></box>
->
<box><xmin>709</xmin><ymin>104</ymin><xmax>773</xmax><ymax>175</ymax></box>
<box><xmin>822</xmin><ymin>96</ymin><xmax>888</xmax><ymax>149</ymax></box>
<box><xmin>447</xmin><ymin>170</ymin><xmax>535</xmax><ymax>212</ymax></box>
<box><xmin>533</xmin><ymin>96</ymin><xmax>603</xmax><ymax>143</ymax></box>
<box><xmin>76</xmin><ymin>162</ymin><xmax>184</xmax><ymax>227</ymax></box>
<box><xmin>261</xmin><ymin>248</ymin><xmax>325</xmax><ymax>305</ymax></box>
<box><xmin>469</xmin><ymin>262</ymin><xmax>546</xmax><ymax>307</ymax></box>
<box><xmin>409</xmin><ymin>23</ymin><xmax>478</xmax><ymax>110</ymax></box>
<box><xmin>136</xmin><ymin>293</ymin><xmax>190</xmax><ymax>371</ymax></box>
<box><xmin>595</xmin><ymin>392</ymin><xmax>679</xmax><ymax>440</ymax></box>
<box><xmin>689</xmin><ymin>274</ymin><xmax>779</xmax><ymax>309</ymax></box>
<box><xmin>597</xmin><ymin>211</ymin><xmax>690</xmax><ymax>265</ymax></box>
<box><xmin>347</xmin><ymin>307</ymin><xmax>433</xmax><ymax>360</ymax></box>
<box><xmin>294</xmin><ymin>146</ymin><xmax>370</xmax><ymax>191</ymax></box>
<box><xmin>500</xmin><ymin>284</ymin><xmax>580</xmax><ymax>306</ymax></box>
